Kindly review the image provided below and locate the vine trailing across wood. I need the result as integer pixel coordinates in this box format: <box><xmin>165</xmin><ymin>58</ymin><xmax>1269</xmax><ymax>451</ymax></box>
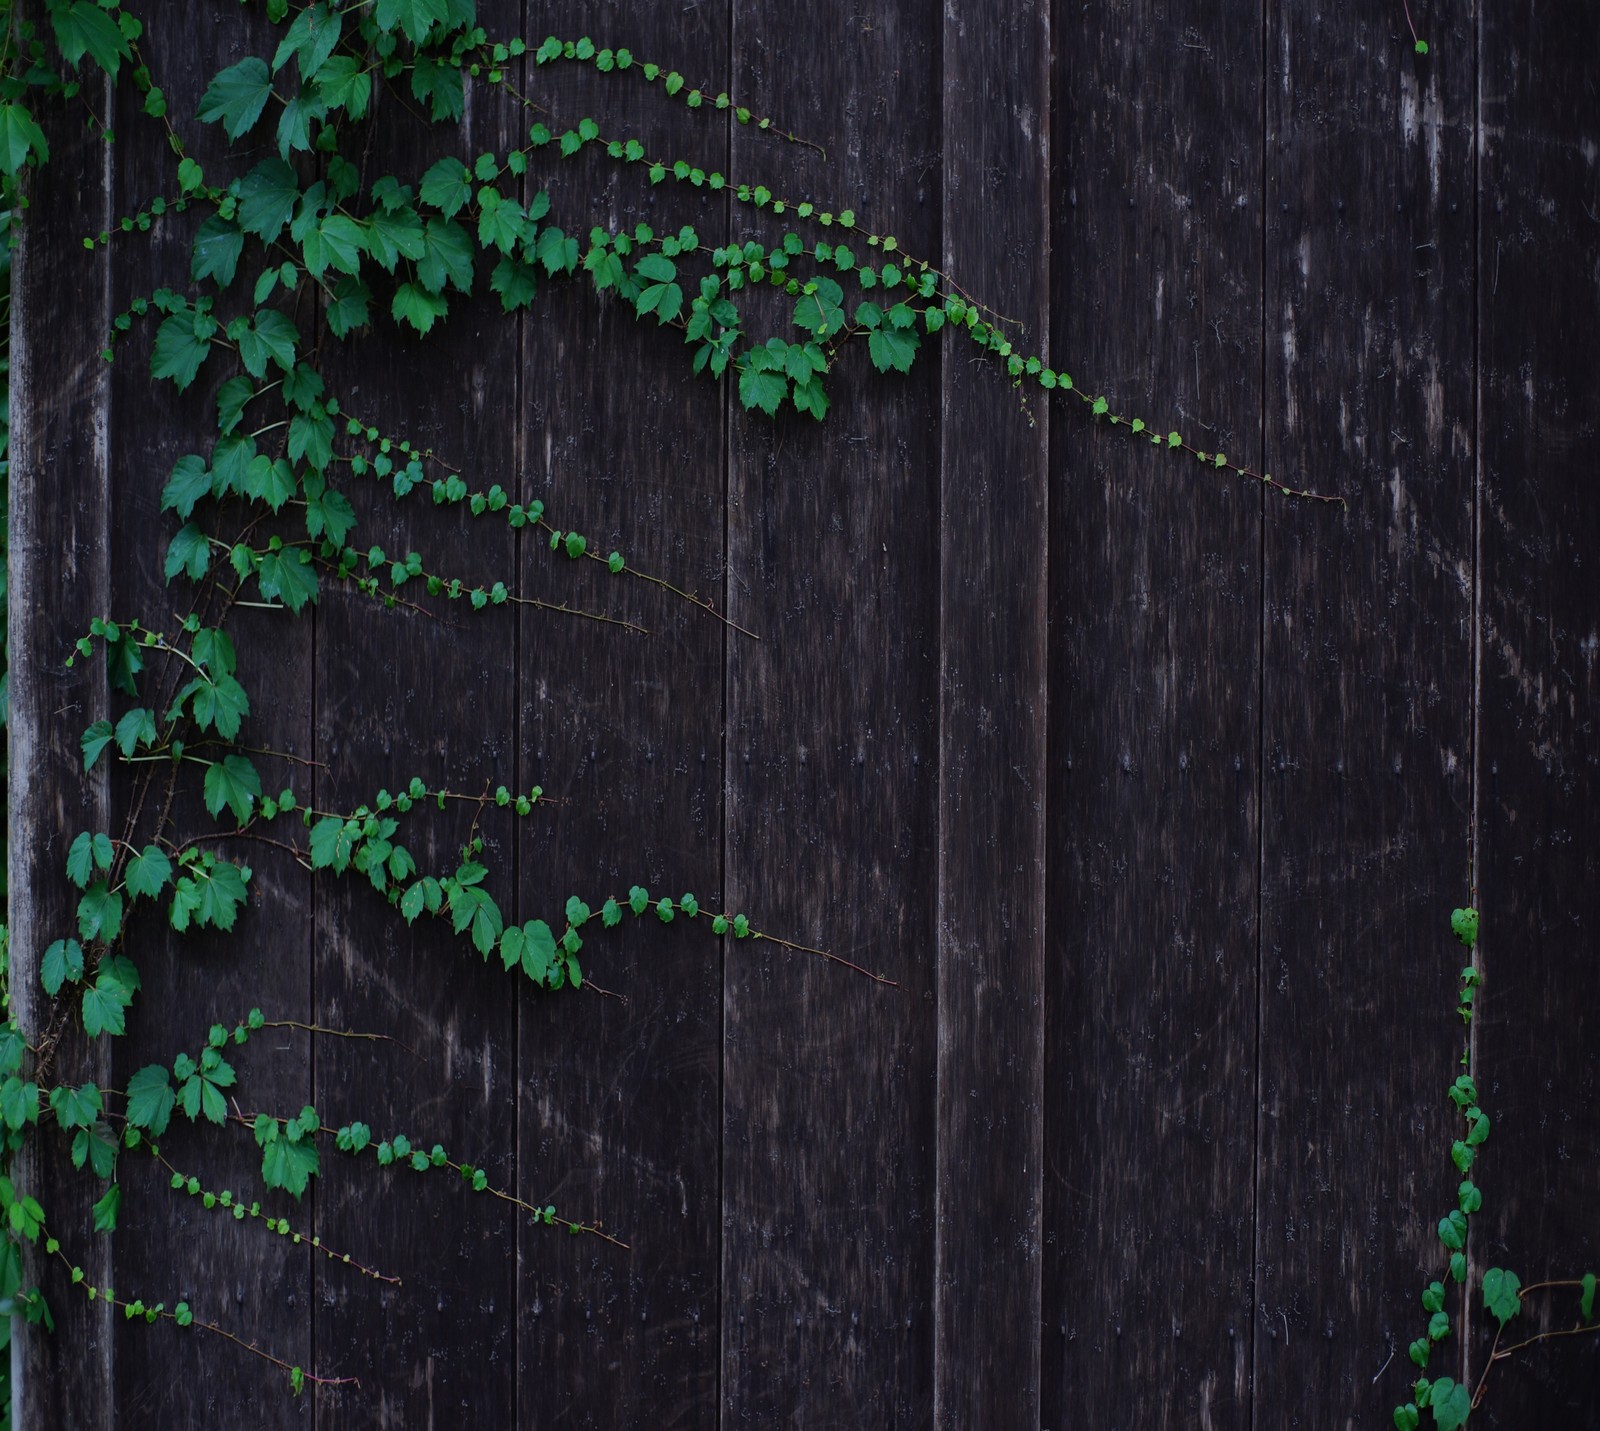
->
<box><xmin>3</xmin><ymin>0</ymin><xmax>1324</xmax><ymax>1407</ymax></box>
<box><xmin>0</xmin><ymin>0</ymin><xmax>1590</xmax><ymax>1426</ymax></box>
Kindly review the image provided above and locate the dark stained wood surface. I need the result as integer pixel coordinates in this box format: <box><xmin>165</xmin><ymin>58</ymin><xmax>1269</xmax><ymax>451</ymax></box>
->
<box><xmin>310</xmin><ymin>9</ymin><xmax>521</xmax><ymax>1421</ymax></box>
<box><xmin>1256</xmin><ymin>4</ymin><xmax>1478</xmax><ymax>1422</ymax></box>
<box><xmin>513</xmin><ymin>2</ymin><xmax>729</xmax><ymax>1425</ymax></box>
<box><xmin>101</xmin><ymin>7</ymin><xmax>315</xmax><ymax>1426</ymax></box>
<box><xmin>932</xmin><ymin>1</ymin><xmax>1050</xmax><ymax>1424</ymax></box>
<box><xmin>9</xmin><ymin>8</ymin><xmax>114</xmax><ymax>1422</ymax></box>
<box><xmin>1474</xmin><ymin>1</ymin><xmax>1600</xmax><ymax>1420</ymax></box>
<box><xmin>721</xmin><ymin>2</ymin><xmax>941</xmax><ymax>1425</ymax></box>
<box><xmin>1043</xmin><ymin>3</ymin><xmax>1266</xmax><ymax>1426</ymax></box>
<box><xmin>8</xmin><ymin>3</ymin><xmax>1600</xmax><ymax>1428</ymax></box>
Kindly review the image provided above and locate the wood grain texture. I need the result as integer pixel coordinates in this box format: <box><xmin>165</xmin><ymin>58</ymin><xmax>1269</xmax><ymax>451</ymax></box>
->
<box><xmin>934</xmin><ymin>1</ymin><xmax>1049</xmax><ymax>1425</ymax></box>
<box><xmin>512</xmin><ymin>3</ymin><xmax>729</xmax><ymax>1425</ymax></box>
<box><xmin>9</xmin><ymin>13</ymin><xmax>114</xmax><ymax>1422</ymax></box>
<box><xmin>312</xmin><ymin>15</ymin><xmax>521</xmax><ymax>1421</ymax></box>
<box><xmin>721</xmin><ymin>1</ymin><xmax>941</xmax><ymax>1425</ymax></box>
<box><xmin>1257</xmin><ymin>6</ymin><xmax>1477</xmax><ymax>1423</ymax></box>
<box><xmin>1473</xmin><ymin>2</ymin><xmax>1600</xmax><ymax>1421</ymax></box>
<box><xmin>1042</xmin><ymin>4</ymin><xmax>1265</xmax><ymax>1426</ymax></box>
<box><xmin>103</xmin><ymin>6</ymin><xmax>315</xmax><ymax>1424</ymax></box>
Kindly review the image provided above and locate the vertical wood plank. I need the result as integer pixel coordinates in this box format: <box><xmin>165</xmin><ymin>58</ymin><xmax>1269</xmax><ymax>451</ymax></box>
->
<box><xmin>1257</xmin><ymin>6</ymin><xmax>1477</xmax><ymax>1420</ymax></box>
<box><xmin>1042</xmin><ymin>4</ymin><xmax>1265</xmax><ymax>1425</ymax></box>
<box><xmin>722</xmin><ymin>1</ymin><xmax>941</xmax><ymax>1424</ymax></box>
<box><xmin>512</xmin><ymin>5</ymin><xmax>730</xmax><ymax>1425</ymax></box>
<box><xmin>934</xmin><ymin>1</ymin><xmax>1049</xmax><ymax>1424</ymax></box>
<box><xmin>103</xmin><ymin>8</ymin><xmax>314</xmax><ymax>1422</ymax></box>
<box><xmin>9</xmin><ymin>23</ymin><xmax>114</xmax><ymax>1425</ymax></box>
<box><xmin>312</xmin><ymin>17</ymin><xmax>520</xmax><ymax>1421</ymax></box>
<box><xmin>1473</xmin><ymin>3</ymin><xmax>1600</xmax><ymax>1420</ymax></box>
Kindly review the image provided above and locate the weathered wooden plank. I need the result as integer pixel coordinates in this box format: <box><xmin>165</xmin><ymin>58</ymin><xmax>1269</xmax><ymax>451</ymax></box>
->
<box><xmin>511</xmin><ymin>4</ymin><xmax>730</xmax><ymax>1425</ymax></box>
<box><xmin>933</xmin><ymin>2</ymin><xmax>1050</xmax><ymax>1424</ymax></box>
<box><xmin>721</xmin><ymin>1</ymin><xmax>941</xmax><ymax>1424</ymax></box>
<box><xmin>311</xmin><ymin>16</ymin><xmax>522</xmax><ymax>1422</ymax></box>
<box><xmin>1472</xmin><ymin>3</ymin><xmax>1600</xmax><ymax>1421</ymax></box>
<box><xmin>1256</xmin><ymin>7</ymin><xmax>1477</xmax><ymax>1422</ymax></box>
<box><xmin>9</xmin><ymin>15</ymin><xmax>114</xmax><ymax>1423</ymax></box>
<box><xmin>1041</xmin><ymin>5</ymin><xmax>1265</xmax><ymax>1425</ymax></box>
<box><xmin>102</xmin><ymin>8</ymin><xmax>314</xmax><ymax>1422</ymax></box>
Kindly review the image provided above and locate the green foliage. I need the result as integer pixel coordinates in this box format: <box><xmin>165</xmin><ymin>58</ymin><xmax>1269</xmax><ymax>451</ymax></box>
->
<box><xmin>0</xmin><ymin>0</ymin><xmax>1357</xmax><ymax>1410</ymax></box>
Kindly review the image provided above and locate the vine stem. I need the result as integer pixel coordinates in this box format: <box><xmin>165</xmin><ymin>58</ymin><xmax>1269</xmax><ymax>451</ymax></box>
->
<box><xmin>1472</xmin><ymin>1303</ymin><xmax>1600</xmax><ymax>1409</ymax></box>
<box><xmin>751</xmin><ymin>932</ymin><xmax>899</xmax><ymax>987</ymax></box>
<box><xmin>35</xmin><ymin>1224</ymin><xmax>358</xmax><ymax>1391</ymax></box>
<box><xmin>1401</xmin><ymin>0</ymin><xmax>1423</xmax><ymax>46</ymax></box>
<box><xmin>143</xmin><ymin>1147</ymin><xmax>402</xmax><ymax>1286</ymax></box>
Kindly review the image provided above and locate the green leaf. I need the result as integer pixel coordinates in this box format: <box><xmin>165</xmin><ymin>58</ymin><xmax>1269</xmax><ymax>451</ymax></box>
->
<box><xmin>41</xmin><ymin>939</ymin><xmax>85</xmax><ymax>997</ymax></box>
<box><xmin>0</xmin><ymin>103</ymin><xmax>48</xmax><ymax>176</ymax></box>
<box><xmin>288</xmin><ymin>410</ymin><xmax>334</xmax><ymax>471</ymax></box>
<box><xmin>867</xmin><ymin>325</ymin><xmax>919</xmax><ymax>374</ymax></box>
<box><xmin>256</xmin><ymin>549</ymin><xmax>319</xmax><ymax>613</ymax></box>
<box><xmin>315</xmin><ymin>55</ymin><xmax>372</xmax><ymax>118</ymax></box>
<box><xmin>76</xmin><ymin>883</ymin><xmax>125</xmax><ymax>944</ymax></box>
<box><xmin>794</xmin><ymin>277</ymin><xmax>846</xmax><ymax>339</ymax></box>
<box><xmin>628</xmin><ymin>885</ymin><xmax>649</xmax><ymax>915</ymax></box>
<box><xmin>1437</xmin><ymin>1210</ymin><xmax>1467</xmax><ymax>1251</ymax></box>
<box><xmin>191</xmin><ymin>216</ymin><xmax>245</xmax><ymax>288</ymax></box>
<box><xmin>309</xmin><ymin>819</ymin><xmax>355</xmax><ymax>873</ymax></box>
<box><xmin>365</xmin><ymin>206</ymin><xmax>426</xmax><ymax>271</ymax></box>
<box><xmin>91</xmin><ymin>1184</ymin><xmax>122</xmax><ymax>1234</ymax></box>
<box><xmin>420</xmin><ymin>157</ymin><xmax>472</xmax><ymax>217</ymax></box>
<box><xmin>793</xmin><ymin>374</ymin><xmax>829</xmax><ymax>421</ymax></box>
<box><xmin>151</xmin><ymin>310</ymin><xmax>213</xmax><ymax>392</ymax></box>
<box><xmin>261</xmin><ymin>1136</ymin><xmax>319</xmax><ymax>1199</ymax></box>
<box><xmin>535</xmin><ymin>224</ymin><xmax>578</xmax><ymax>277</ymax></box>
<box><xmin>124</xmin><ymin>845</ymin><xmax>173</xmax><ymax>901</ymax></box>
<box><xmin>1450</xmin><ymin>907</ymin><xmax>1478</xmax><ymax>948</ymax></box>
<box><xmin>375</xmin><ymin>0</ymin><xmax>449</xmax><ymax>45</ymax></box>
<box><xmin>1583</xmin><ymin>1272</ymin><xmax>1596</xmax><ymax>1322</ymax></box>
<box><xmin>303</xmin><ymin>476</ymin><xmax>356</xmax><ymax>545</ymax></box>
<box><xmin>392</xmin><ymin>282</ymin><xmax>448</xmax><ymax>335</ymax></box>
<box><xmin>80</xmin><ymin>719</ymin><xmax>113</xmax><ymax>771</ymax></box>
<box><xmin>601</xmin><ymin>898</ymin><xmax>621</xmax><ymax>928</ymax></box>
<box><xmin>164</xmin><ymin>522</ymin><xmax>211</xmax><ymax>583</ymax></box>
<box><xmin>162</xmin><ymin>455</ymin><xmax>215</xmax><ymax>520</ymax></box>
<box><xmin>82</xmin><ymin>974</ymin><xmax>134</xmax><ymax>1038</ymax></box>
<box><xmin>238</xmin><ymin>309</ymin><xmax>300</xmax><ymax>378</ymax></box>
<box><xmin>0</xmin><ymin>1078</ymin><xmax>39</xmax><ymax>1131</ymax></box>
<box><xmin>50</xmin><ymin>2</ymin><xmax>132</xmax><ymax>79</ymax></box>
<box><xmin>325</xmin><ymin>275</ymin><xmax>372</xmax><ymax>337</ymax></box>
<box><xmin>237</xmin><ymin>158</ymin><xmax>301</xmax><ymax>243</ymax></box>
<box><xmin>1482</xmin><ymin>1267</ymin><xmax>1522</xmax><ymax>1327</ymax></box>
<box><xmin>197</xmin><ymin>57</ymin><xmax>274</xmax><ymax>140</ymax></box>
<box><xmin>417</xmin><ymin>217</ymin><xmax>474</xmax><ymax>293</ymax></box>
<box><xmin>1428</xmin><ymin>1378</ymin><xmax>1470</xmax><ymax>1431</ymax></box>
<box><xmin>490</xmin><ymin>257</ymin><xmax>539</xmax><ymax>311</ymax></box>
<box><xmin>272</xmin><ymin>2</ymin><xmax>342</xmax><ymax>80</ymax></box>
<box><xmin>738</xmin><ymin>363</ymin><xmax>787</xmax><ymax>416</ymax></box>
<box><xmin>203</xmin><ymin>754</ymin><xmax>262</xmax><ymax>825</ymax></box>
<box><xmin>187</xmin><ymin>673</ymin><xmax>251</xmax><ymax>740</ymax></box>
<box><xmin>307</xmin><ymin>214</ymin><xmax>366</xmax><ymax>278</ymax></box>
<box><xmin>478</xmin><ymin>195</ymin><xmax>529</xmax><ymax>256</ymax></box>
<box><xmin>518</xmin><ymin>919</ymin><xmax>556</xmax><ymax>983</ymax></box>
<box><xmin>50</xmin><ymin>1081</ymin><xmax>102</xmax><ymax>1131</ymax></box>
<box><xmin>71</xmin><ymin>1120</ymin><xmax>117</xmax><ymax>1177</ymax></box>
<box><xmin>67</xmin><ymin>831</ymin><xmax>96</xmax><ymax>888</ymax></box>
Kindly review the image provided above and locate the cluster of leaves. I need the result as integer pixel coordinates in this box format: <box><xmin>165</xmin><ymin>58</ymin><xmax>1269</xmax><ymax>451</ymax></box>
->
<box><xmin>0</xmin><ymin>0</ymin><xmax>1352</xmax><ymax>1410</ymax></box>
<box><xmin>1392</xmin><ymin>910</ymin><xmax>1599</xmax><ymax>1431</ymax></box>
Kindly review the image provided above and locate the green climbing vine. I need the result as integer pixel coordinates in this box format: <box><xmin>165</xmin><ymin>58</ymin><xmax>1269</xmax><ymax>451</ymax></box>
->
<box><xmin>1389</xmin><ymin>910</ymin><xmax>1600</xmax><ymax>1430</ymax></box>
<box><xmin>0</xmin><ymin>0</ymin><xmax>1460</xmax><ymax>1415</ymax></box>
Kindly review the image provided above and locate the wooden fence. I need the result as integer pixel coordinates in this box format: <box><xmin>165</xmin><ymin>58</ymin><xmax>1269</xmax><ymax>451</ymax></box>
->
<box><xmin>11</xmin><ymin>0</ymin><xmax>1598</xmax><ymax>1425</ymax></box>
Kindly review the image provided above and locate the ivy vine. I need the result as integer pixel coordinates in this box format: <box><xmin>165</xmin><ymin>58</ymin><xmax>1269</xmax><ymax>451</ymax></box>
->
<box><xmin>0</xmin><ymin>0</ymin><xmax>1407</xmax><ymax>1414</ymax></box>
